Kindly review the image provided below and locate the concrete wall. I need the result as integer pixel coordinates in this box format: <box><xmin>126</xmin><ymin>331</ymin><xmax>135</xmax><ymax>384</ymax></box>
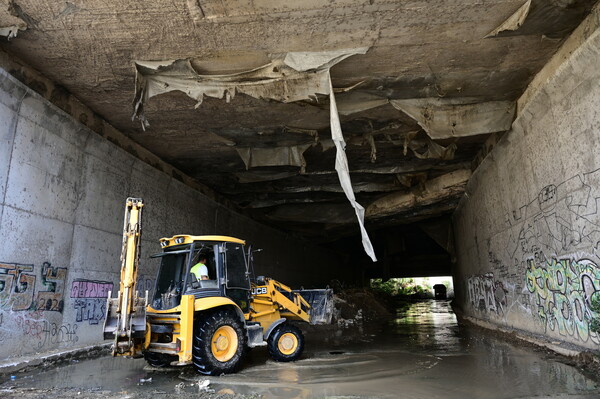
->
<box><xmin>0</xmin><ymin>68</ymin><xmax>342</xmax><ymax>360</ymax></box>
<box><xmin>453</xmin><ymin>10</ymin><xmax>600</xmax><ymax>350</ymax></box>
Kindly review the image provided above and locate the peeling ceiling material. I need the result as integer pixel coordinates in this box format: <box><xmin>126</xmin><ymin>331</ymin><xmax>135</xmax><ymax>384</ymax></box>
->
<box><xmin>133</xmin><ymin>48</ymin><xmax>368</xmax><ymax>128</ymax></box>
<box><xmin>410</xmin><ymin>138</ymin><xmax>457</xmax><ymax>161</ymax></box>
<box><xmin>0</xmin><ymin>0</ymin><xmax>27</xmax><ymax>39</ymax></box>
<box><xmin>485</xmin><ymin>0</ymin><xmax>532</xmax><ymax>38</ymax></box>
<box><xmin>326</xmin><ymin>93</ymin><xmax>516</xmax><ymax>141</ymax></box>
<box><xmin>236</xmin><ymin>144</ymin><xmax>313</xmax><ymax>172</ymax></box>
<box><xmin>335</xmin><ymin>92</ymin><xmax>390</xmax><ymax>116</ymax></box>
<box><xmin>485</xmin><ymin>0</ymin><xmax>594</xmax><ymax>39</ymax></box>
<box><xmin>390</xmin><ymin>99</ymin><xmax>516</xmax><ymax>140</ymax></box>
<box><xmin>0</xmin><ymin>0</ymin><xmax>596</xmax><ymax>245</ymax></box>
<box><xmin>0</xmin><ymin>25</ymin><xmax>19</xmax><ymax>39</ymax></box>
<box><xmin>135</xmin><ymin>48</ymin><xmax>377</xmax><ymax>260</ymax></box>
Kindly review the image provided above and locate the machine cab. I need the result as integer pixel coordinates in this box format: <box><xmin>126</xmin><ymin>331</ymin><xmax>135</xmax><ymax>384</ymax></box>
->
<box><xmin>149</xmin><ymin>235</ymin><xmax>251</xmax><ymax>312</ymax></box>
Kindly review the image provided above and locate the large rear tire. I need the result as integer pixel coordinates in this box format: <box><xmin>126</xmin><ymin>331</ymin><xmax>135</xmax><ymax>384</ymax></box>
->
<box><xmin>192</xmin><ymin>309</ymin><xmax>246</xmax><ymax>375</ymax></box>
<box><xmin>267</xmin><ymin>323</ymin><xmax>304</xmax><ymax>362</ymax></box>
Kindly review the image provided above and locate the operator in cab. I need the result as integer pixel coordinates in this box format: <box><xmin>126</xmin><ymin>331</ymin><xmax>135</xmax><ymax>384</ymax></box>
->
<box><xmin>190</xmin><ymin>255</ymin><xmax>209</xmax><ymax>280</ymax></box>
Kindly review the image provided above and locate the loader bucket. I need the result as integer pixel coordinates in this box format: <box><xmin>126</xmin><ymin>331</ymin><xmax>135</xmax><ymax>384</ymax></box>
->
<box><xmin>295</xmin><ymin>289</ymin><xmax>334</xmax><ymax>325</ymax></box>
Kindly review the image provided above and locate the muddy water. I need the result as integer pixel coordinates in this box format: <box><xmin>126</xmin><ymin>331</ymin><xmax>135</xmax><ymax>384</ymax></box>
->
<box><xmin>2</xmin><ymin>300</ymin><xmax>599</xmax><ymax>398</ymax></box>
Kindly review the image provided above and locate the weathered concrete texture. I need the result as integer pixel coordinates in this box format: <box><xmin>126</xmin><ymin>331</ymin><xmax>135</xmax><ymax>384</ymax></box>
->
<box><xmin>453</xmin><ymin>7</ymin><xmax>600</xmax><ymax>350</ymax></box>
<box><xmin>3</xmin><ymin>0</ymin><xmax>594</xmax><ymax>241</ymax></box>
<box><xmin>0</xmin><ymin>68</ymin><xmax>342</xmax><ymax>361</ymax></box>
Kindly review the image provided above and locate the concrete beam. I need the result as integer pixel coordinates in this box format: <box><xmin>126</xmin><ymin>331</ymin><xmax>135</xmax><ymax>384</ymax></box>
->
<box><xmin>366</xmin><ymin>169</ymin><xmax>471</xmax><ymax>219</ymax></box>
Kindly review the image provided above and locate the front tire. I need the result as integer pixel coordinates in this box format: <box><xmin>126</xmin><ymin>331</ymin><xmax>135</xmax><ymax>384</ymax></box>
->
<box><xmin>192</xmin><ymin>309</ymin><xmax>246</xmax><ymax>375</ymax></box>
<box><xmin>267</xmin><ymin>323</ymin><xmax>304</xmax><ymax>362</ymax></box>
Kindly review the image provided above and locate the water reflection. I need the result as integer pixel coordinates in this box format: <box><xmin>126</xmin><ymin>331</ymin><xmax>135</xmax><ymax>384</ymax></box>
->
<box><xmin>3</xmin><ymin>300</ymin><xmax>598</xmax><ymax>399</ymax></box>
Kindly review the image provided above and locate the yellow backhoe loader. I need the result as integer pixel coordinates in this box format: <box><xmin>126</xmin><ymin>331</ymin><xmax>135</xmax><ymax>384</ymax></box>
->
<box><xmin>103</xmin><ymin>198</ymin><xmax>333</xmax><ymax>375</ymax></box>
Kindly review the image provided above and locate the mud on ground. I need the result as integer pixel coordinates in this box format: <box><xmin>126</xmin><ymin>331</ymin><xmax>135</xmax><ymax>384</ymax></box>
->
<box><xmin>0</xmin><ymin>388</ymin><xmax>259</xmax><ymax>399</ymax></box>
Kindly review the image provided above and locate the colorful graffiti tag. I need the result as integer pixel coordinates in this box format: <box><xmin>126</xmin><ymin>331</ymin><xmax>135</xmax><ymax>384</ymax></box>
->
<box><xmin>467</xmin><ymin>273</ymin><xmax>509</xmax><ymax>314</ymax></box>
<box><xmin>0</xmin><ymin>262</ymin><xmax>67</xmax><ymax>312</ymax></box>
<box><xmin>36</xmin><ymin>262</ymin><xmax>67</xmax><ymax>312</ymax></box>
<box><xmin>70</xmin><ymin>279</ymin><xmax>114</xmax><ymax>325</ymax></box>
<box><xmin>526</xmin><ymin>257</ymin><xmax>600</xmax><ymax>343</ymax></box>
<box><xmin>0</xmin><ymin>263</ymin><xmax>36</xmax><ymax>311</ymax></box>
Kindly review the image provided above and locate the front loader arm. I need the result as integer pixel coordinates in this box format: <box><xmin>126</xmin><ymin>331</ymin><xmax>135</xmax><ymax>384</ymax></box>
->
<box><xmin>250</xmin><ymin>278</ymin><xmax>311</xmax><ymax>323</ymax></box>
<box><xmin>103</xmin><ymin>198</ymin><xmax>148</xmax><ymax>357</ymax></box>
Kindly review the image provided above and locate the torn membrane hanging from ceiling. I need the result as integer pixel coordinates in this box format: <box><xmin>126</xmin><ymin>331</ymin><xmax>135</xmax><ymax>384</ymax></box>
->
<box><xmin>226</xmin><ymin>126</ymin><xmax>318</xmax><ymax>173</ymax></box>
<box><xmin>329</xmin><ymin>75</ymin><xmax>376</xmax><ymax>261</ymax></box>
<box><xmin>390</xmin><ymin>98</ymin><xmax>516</xmax><ymax>140</ymax></box>
<box><xmin>0</xmin><ymin>0</ymin><xmax>28</xmax><ymax>40</ymax></box>
<box><xmin>485</xmin><ymin>0</ymin><xmax>531</xmax><ymax>38</ymax></box>
<box><xmin>132</xmin><ymin>48</ymin><xmax>369</xmax><ymax>128</ymax></box>
<box><xmin>333</xmin><ymin>92</ymin><xmax>516</xmax><ymax>141</ymax></box>
<box><xmin>483</xmin><ymin>0</ymin><xmax>595</xmax><ymax>39</ymax></box>
<box><xmin>133</xmin><ymin>48</ymin><xmax>377</xmax><ymax>262</ymax></box>
<box><xmin>235</xmin><ymin>144</ymin><xmax>313</xmax><ymax>173</ymax></box>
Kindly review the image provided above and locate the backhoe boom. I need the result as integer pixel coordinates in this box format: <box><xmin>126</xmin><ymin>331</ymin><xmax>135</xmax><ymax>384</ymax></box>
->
<box><xmin>103</xmin><ymin>197</ymin><xmax>147</xmax><ymax>356</ymax></box>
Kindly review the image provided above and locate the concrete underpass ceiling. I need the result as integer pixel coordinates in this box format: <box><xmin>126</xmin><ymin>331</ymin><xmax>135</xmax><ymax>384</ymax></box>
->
<box><xmin>0</xmin><ymin>0</ymin><xmax>596</xmax><ymax>244</ymax></box>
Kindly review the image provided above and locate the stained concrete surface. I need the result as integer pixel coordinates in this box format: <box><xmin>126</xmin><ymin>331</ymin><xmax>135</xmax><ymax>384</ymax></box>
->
<box><xmin>452</xmin><ymin>1</ymin><xmax>600</xmax><ymax>351</ymax></box>
<box><xmin>1</xmin><ymin>300</ymin><xmax>598</xmax><ymax>399</ymax></box>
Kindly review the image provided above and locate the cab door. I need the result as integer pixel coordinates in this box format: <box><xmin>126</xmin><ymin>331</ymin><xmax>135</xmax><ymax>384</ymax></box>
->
<box><xmin>223</xmin><ymin>242</ymin><xmax>251</xmax><ymax>312</ymax></box>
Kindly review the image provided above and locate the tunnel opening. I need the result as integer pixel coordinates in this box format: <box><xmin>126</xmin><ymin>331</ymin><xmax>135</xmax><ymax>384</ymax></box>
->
<box><xmin>370</xmin><ymin>276</ymin><xmax>454</xmax><ymax>300</ymax></box>
<box><xmin>322</xmin><ymin>216</ymin><xmax>455</xmax><ymax>288</ymax></box>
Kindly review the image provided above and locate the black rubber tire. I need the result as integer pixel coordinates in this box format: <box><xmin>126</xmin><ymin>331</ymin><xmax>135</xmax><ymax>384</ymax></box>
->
<box><xmin>267</xmin><ymin>323</ymin><xmax>304</xmax><ymax>362</ymax></box>
<box><xmin>143</xmin><ymin>351</ymin><xmax>175</xmax><ymax>368</ymax></box>
<box><xmin>192</xmin><ymin>309</ymin><xmax>246</xmax><ymax>375</ymax></box>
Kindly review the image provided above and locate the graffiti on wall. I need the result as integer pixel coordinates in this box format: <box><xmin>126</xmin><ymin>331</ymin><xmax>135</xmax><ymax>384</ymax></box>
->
<box><xmin>506</xmin><ymin>169</ymin><xmax>600</xmax><ymax>265</ymax></box>
<box><xmin>70</xmin><ymin>279</ymin><xmax>113</xmax><ymax>324</ymax></box>
<box><xmin>526</xmin><ymin>257</ymin><xmax>600</xmax><ymax>343</ymax></box>
<box><xmin>11</xmin><ymin>309</ymin><xmax>79</xmax><ymax>348</ymax></box>
<box><xmin>0</xmin><ymin>263</ymin><xmax>36</xmax><ymax>311</ymax></box>
<box><xmin>71</xmin><ymin>280</ymin><xmax>113</xmax><ymax>298</ymax></box>
<box><xmin>36</xmin><ymin>262</ymin><xmax>67</xmax><ymax>312</ymax></box>
<box><xmin>37</xmin><ymin>321</ymin><xmax>78</xmax><ymax>348</ymax></box>
<box><xmin>0</xmin><ymin>262</ymin><xmax>67</xmax><ymax>313</ymax></box>
<box><xmin>468</xmin><ymin>273</ymin><xmax>509</xmax><ymax>314</ymax></box>
<box><xmin>462</xmin><ymin>168</ymin><xmax>600</xmax><ymax>343</ymax></box>
<box><xmin>508</xmin><ymin>171</ymin><xmax>600</xmax><ymax>343</ymax></box>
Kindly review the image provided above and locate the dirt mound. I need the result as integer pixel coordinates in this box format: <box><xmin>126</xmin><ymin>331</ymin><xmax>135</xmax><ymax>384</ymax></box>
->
<box><xmin>334</xmin><ymin>289</ymin><xmax>392</xmax><ymax>324</ymax></box>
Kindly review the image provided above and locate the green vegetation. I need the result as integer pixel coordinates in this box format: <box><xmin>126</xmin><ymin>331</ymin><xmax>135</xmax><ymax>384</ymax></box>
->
<box><xmin>371</xmin><ymin>278</ymin><xmax>434</xmax><ymax>297</ymax></box>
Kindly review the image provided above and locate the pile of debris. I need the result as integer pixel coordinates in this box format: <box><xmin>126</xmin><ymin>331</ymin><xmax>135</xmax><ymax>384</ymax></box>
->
<box><xmin>302</xmin><ymin>287</ymin><xmax>393</xmax><ymax>346</ymax></box>
<box><xmin>333</xmin><ymin>288</ymin><xmax>393</xmax><ymax>327</ymax></box>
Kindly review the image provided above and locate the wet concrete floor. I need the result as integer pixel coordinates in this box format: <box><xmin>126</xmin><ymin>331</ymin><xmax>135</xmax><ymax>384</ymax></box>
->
<box><xmin>2</xmin><ymin>300</ymin><xmax>599</xmax><ymax>398</ymax></box>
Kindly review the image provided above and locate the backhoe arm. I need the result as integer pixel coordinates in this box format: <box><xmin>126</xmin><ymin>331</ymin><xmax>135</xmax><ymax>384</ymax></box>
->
<box><xmin>103</xmin><ymin>198</ymin><xmax>148</xmax><ymax>357</ymax></box>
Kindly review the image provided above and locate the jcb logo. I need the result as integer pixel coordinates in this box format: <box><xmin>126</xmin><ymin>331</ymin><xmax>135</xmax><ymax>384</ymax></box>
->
<box><xmin>252</xmin><ymin>287</ymin><xmax>267</xmax><ymax>295</ymax></box>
